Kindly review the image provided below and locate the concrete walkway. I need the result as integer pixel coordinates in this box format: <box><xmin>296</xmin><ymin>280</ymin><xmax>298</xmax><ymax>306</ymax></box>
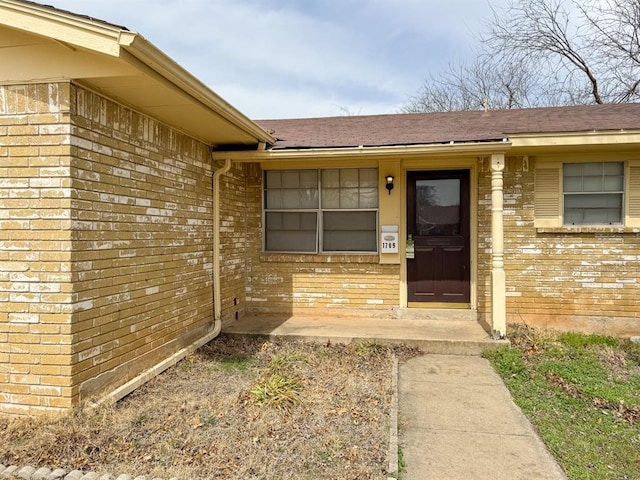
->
<box><xmin>398</xmin><ymin>354</ymin><xmax>567</xmax><ymax>480</ymax></box>
<box><xmin>224</xmin><ymin>314</ymin><xmax>566</xmax><ymax>479</ymax></box>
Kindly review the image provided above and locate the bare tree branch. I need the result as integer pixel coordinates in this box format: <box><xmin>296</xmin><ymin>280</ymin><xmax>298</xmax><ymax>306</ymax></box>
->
<box><xmin>402</xmin><ymin>0</ymin><xmax>640</xmax><ymax>112</ymax></box>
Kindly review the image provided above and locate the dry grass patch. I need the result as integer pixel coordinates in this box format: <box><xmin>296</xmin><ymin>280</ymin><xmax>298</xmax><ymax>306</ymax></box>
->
<box><xmin>1</xmin><ymin>335</ymin><xmax>419</xmax><ymax>480</ymax></box>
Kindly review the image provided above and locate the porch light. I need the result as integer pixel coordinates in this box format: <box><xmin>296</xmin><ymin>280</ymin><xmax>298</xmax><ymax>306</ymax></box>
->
<box><xmin>385</xmin><ymin>175</ymin><xmax>395</xmax><ymax>195</ymax></box>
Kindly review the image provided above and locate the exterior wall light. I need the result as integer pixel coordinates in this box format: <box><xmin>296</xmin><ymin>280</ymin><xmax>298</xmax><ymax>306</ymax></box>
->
<box><xmin>385</xmin><ymin>175</ymin><xmax>395</xmax><ymax>195</ymax></box>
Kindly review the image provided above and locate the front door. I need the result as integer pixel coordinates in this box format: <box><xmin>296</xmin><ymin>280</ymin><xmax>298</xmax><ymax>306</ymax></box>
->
<box><xmin>407</xmin><ymin>170</ymin><xmax>470</xmax><ymax>304</ymax></box>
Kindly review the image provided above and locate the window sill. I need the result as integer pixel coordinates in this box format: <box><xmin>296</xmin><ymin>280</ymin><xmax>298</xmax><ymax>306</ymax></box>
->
<box><xmin>536</xmin><ymin>226</ymin><xmax>640</xmax><ymax>234</ymax></box>
<box><xmin>260</xmin><ymin>253</ymin><xmax>380</xmax><ymax>263</ymax></box>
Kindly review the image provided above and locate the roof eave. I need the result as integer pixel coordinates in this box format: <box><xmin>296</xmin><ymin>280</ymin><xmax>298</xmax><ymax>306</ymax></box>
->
<box><xmin>121</xmin><ymin>35</ymin><xmax>275</xmax><ymax>146</ymax></box>
<box><xmin>0</xmin><ymin>0</ymin><xmax>125</xmax><ymax>55</ymax></box>
<box><xmin>509</xmin><ymin>130</ymin><xmax>640</xmax><ymax>153</ymax></box>
<box><xmin>215</xmin><ymin>140</ymin><xmax>513</xmax><ymax>162</ymax></box>
<box><xmin>0</xmin><ymin>0</ymin><xmax>275</xmax><ymax>146</ymax></box>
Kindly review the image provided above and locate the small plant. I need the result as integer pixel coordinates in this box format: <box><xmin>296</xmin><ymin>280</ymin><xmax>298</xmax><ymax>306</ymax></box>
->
<box><xmin>482</xmin><ymin>346</ymin><xmax>526</xmax><ymax>378</ymax></box>
<box><xmin>354</xmin><ymin>341</ymin><xmax>387</xmax><ymax>358</ymax></box>
<box><xmin>219</xmin><ymin>355</ymin><xmax>256</xmax><ymax>373</ymax></box>
<box><xmin>200</xmin><ymin>414</ymin><xmax>218</xmax><ymax>428</ymax></box>
<box><xmin>559</xmin><ymin>331</ymin><xmax>619</xmax><ymax>349</ymax></box>
<box><xmin>250</xmin><ymin>374</ymin><xmax>303</xmax><ymax>410</ymax></box>
<box><xmin>131</xmin><ymin>413</ymin><xmax>148</xmax><ymax>427</ymax></box>
<box><xmin>388</xmin><ymin>445</ymin><xmax>407</xmax><ymax>479</ymax></box>
<box><xmin>269</xmin><ymin>352</ymin><xmax>308</xmax><ymax>372</ymax></box>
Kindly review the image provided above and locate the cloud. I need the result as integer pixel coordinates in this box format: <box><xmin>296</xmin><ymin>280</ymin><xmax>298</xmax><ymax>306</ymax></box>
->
<box><xmin>48</xmin><ymin>0</ymin><xmax>504</xmax><ymax>118</ymax></box>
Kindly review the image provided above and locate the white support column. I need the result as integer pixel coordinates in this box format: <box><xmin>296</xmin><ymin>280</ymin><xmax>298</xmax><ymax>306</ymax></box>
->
<box><xmin>490</xmin><ymin>153</ymin><xmax>506</xmax><ymax>338</ymax></box>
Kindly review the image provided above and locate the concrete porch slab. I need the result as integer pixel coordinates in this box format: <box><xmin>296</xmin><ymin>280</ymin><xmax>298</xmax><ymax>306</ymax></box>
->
<box><xmin>222</xmin><ymin>314</ymin><xmax>509</xmax><ymax>355</ymax></box>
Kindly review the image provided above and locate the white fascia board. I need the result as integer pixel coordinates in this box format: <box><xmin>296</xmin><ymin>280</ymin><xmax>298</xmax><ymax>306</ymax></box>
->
<box><xmin>216</xmin><ymin>141</ymin><xmax>513</xmax><ymax>163</ymax></box>
<box><xmin>0</xmin><ymin>0</ymin><xmax>124</xmax><ymax>55</ymax></box>
<box><xmin>123</xmin><ymin>35</ymin><xmax>275</xmax><ymax>146</ymax></box>
<box><xmin>509</xmin><ymin>130</ymin><xmax>640</xmax><ymax>148</ymax></box>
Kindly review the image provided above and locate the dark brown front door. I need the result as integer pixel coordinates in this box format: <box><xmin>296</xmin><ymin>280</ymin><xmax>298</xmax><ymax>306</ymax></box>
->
<box><xmin>407</xmin><ymin>170</ymin><xmax>470</xmax><ymax>304</ymax></box>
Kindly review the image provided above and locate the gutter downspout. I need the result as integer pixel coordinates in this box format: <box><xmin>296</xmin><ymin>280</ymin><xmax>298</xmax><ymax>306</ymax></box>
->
<box><xmin>89</xmin><ymin>157</ymin><xmax>231</xmax><ymax>408</ymax></box>
<box><xmin>212</xmin><ymin>156</ymin><xmax>232</xmax><ymax>326</ymax></box>
<box><xmin>90</xmin><ymin>158</ymin><xmax>232</xmax><ymax>408</ymax></box>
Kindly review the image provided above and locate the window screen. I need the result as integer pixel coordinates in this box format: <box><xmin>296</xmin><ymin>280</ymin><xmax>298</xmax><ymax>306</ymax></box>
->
<box><xmin>563</xmin><ymin>162</ymin><xmax>624</xmax><ymax>225</ymax></box>
<box><xmin>264</xmin><ymin>168</ymin><xmax>378</xmax><ymax>253</ymax></box>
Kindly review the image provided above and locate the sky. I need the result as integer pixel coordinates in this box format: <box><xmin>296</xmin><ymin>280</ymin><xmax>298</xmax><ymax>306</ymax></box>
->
<box><xmin>47</xmin><ymin>0</ymin><xmax>507</xmax><ymax>120</ymax></box>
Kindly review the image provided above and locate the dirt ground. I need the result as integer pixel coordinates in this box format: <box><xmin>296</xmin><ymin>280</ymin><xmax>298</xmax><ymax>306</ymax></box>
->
<box><xmin>0</xmin><ymin>335</ymin><xmax>419</xmax><ymax>480</ymax></box>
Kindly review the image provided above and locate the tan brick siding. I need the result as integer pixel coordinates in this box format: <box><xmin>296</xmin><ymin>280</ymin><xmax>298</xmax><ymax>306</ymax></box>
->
<box><xmin>218</xmin><ymin>161</ymin><xmax>253</xmax><ymax>322</ymax></box>
<box><xmin>243</xmin><ymin>164</ymin><xmax>400</xmax><ymax>316</ymax></box>
<box><xmin>68</xmin><ymin>85</ymin><xmax>216</xmax><ymax>401</ymax></box>
<box><xmin>480</xmin><ymin>156</ymin><xmax>640</xmax><ymax>335</ymax></box>
<box><xmin>1</xmin><ymin>82</ymin><xmax>238</xmax><ymax>415</ymax></box>
<box><xmin>0</xmin><ymin>83</ymin><xmax>75</xmax><ymax>415</ymax></box>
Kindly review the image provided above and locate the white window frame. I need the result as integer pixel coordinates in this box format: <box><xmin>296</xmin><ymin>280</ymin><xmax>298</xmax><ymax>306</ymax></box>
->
<box><xmin>263</xmin><ymin>168</ymin><xmax>379</xmax><ymax>254</ymax></box>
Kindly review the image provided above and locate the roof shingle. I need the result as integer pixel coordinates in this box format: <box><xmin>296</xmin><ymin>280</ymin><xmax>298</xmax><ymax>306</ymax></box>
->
<box><xmin>256</xmin><ymin>103</ymin><xmax>640</xmax><ymax>150</ymax></box>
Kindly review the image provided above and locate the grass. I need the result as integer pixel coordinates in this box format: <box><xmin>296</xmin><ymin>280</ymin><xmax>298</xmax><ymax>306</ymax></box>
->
<box><xmin>0</xmin><ymin>336</ymin><xmax>419</xmax><ymax>480</ymax></box>
<box><xmin>484</xmin><ymin>324</ymin><xmax>640</xmax><ymax>480</ymax></box>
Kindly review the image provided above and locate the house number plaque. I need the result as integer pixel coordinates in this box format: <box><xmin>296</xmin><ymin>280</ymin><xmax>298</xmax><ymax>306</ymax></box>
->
<box><xmin>381</xmin><ymin>225</ymin><xmax>399</xmax><ymax>253</ymax></box>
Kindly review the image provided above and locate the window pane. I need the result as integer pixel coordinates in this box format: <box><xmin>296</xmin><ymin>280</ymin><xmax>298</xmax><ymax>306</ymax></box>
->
<box><xmin>266</xmin><ymin>171</ymin><xmax>281</xmax><ymax>188</ymax></box>
<box><xmin>584</xmin><ymin>208</ymin><xmax>622</xmax><ymax>224</ymax></box>
<box><xmin>359</xmin><ymin>187</ymin><xmax>378</xmax><ymax>208</ymax></box>
<box><xmin>582</xmin><ymin>163</ymin><xmax>603</xmax><ymax>176</ymax></box>
<box><xmin>265</xmin><ymin>212</ymin><xmax>317</xmax><ymax>252</ymax></box>
<box><xmin>360</xmin><ymin>168</ymin><xmax>378</xmax><ymax>187</ymax></box>
<box><xmin>340</xmin><ymin>169</ymin><xmax>359</xmax><ymax>187</ymax></box>
<box><xmin>281</xmin><ymin>171</ymin><xmax>300</xmax><ymax>188</ymax></box>
<box><xmin>300</xmin><ymin>170</ymin><xmax>318</xmax><ymax>188</ymax></box>
<box><xmin>563</xmin><ymin>177</ymin><xmax>582</xmax><ymax>192</ymax></box>
<box><xmin>322</xmin><ymin>169</ymin><xmax>339</xmax><ymax>188</ymax></box>
<box><xmin>564</xmin><ymin>193</ymin><xmax>622</xmax><ymax>225</ymax></box>
<box><xmin>416</xmin><ymin>179</ymin><xmax>461</xmax><ymax>236</ymax></box>
<box><xmin>604</xmin><ymin>176</ymin><xmax>624</xmax><ymax>192</ymax></box>
<box><xmin>339</xmin><ymin>188</ymin><xmax>359</xmax><ymax>209</ymax></box>
<box><xmin>565</xmin><ymin>193</ymin><xmax>621</xmax><ymax>209</ymax></box>
<box><xmin>282</xmin><ymin>189</ymin><xmax>300</xmax><ymax>208</ymax></box>
<box><xmin>564</xmin><ymin>163</ymin><xmax>583</xmax><ymax>176</ymax></box>
<box><xmin>300</xmin><ymin>189</ymin><xmax>319</xmax><ymax>209</ymax></box>
<box><xmin>583</xmin><ymin>176</ymin><xmax>603</xmax><ymax>192</ymax></box>
<box><xmin>266</xmin><ymin>190</ymin><xmax>282</xmax><ymax>209</ymax></box>
<box><xmin>323</xmin><ymin>211</ymin><xmax>376</xmax><ymax>252</ymax></box>
<box><xmin>604</xmin><ymin>162</ymin><xmax>624</xmax><ymax>175</ymax></box>
<box><xmin>322</xmin><ymin>188</ymin><xmax>340</xmax><ymax>208</ymax></box>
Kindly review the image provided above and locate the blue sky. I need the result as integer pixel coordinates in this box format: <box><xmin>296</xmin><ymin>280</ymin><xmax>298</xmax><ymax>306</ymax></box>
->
<box><xmin>48</xmin><ymin>0</ymin><xmax>506</xmax><ymax>119</ymax></box>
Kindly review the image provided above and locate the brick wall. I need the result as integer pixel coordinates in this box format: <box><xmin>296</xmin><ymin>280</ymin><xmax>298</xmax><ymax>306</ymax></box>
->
<box><xmin>1</xmin><ymin>82</ymin><xmax>231</xmax><ymax>415</ymax></box>
<box><xmin>243</xmin><ymin>164</ymin><xmax>400</xmax><ymax>316</ymax></box>
<box><xmin>480</xmin><ymin>156</ymin><xmax>640</xmax><ymax>335</ymax></box>
<box><xmin>476</xmin><ymin>158</ymin><xmax>493</xmax><ymax>326</ymax></box>
<box><xmin>68</xmin><ymin>85</ymin><xmax>217</xmax><ymax>401</ymax></box>
<box><xmin>0</xmin><ymin>83</ymin><xmax>75</xmax><ymax>415</ymax></box>
<box><xmin>218</xmin><ymin>161</ymin><xmax>253</xmax><ymax>323</ymax></box>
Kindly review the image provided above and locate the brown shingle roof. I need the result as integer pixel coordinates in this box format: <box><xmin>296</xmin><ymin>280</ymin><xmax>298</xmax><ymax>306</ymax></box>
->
<box><xmin>256</xmin><ymin>103</ymin><xmax>640</xmax><ymax>150</ymax></box>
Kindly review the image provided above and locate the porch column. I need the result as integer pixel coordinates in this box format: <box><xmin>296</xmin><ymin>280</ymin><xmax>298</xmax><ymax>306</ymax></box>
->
<box><xmin>490</xmin><ymin>153</ymin><xmax>506</xmax><ymax>338</ymax></box>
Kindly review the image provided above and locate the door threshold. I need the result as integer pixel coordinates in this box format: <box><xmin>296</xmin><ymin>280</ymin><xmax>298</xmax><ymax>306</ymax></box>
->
<box><xmin>408</xmin><ymin>302</ymin><xmax>471</xmax><ymax>309</ymax></box>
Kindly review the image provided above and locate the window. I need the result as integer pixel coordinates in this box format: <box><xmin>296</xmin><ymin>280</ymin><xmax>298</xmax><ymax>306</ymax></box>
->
<box><xmin>264</xmin><ymin>168</ymin><xmax>378</xmax><ymax>253</ymax></box>
<box><xmin>534</xmin><ymin>159</ymin><xmax>640</xmax><ymax>229</ymax></box>
<box><xmin>563</xmin><ymin>162</ymin><xmax>624</xmax><ymax>225</ymax></box>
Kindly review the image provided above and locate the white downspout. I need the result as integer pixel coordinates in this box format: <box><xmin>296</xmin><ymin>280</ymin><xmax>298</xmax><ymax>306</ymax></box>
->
<box><xmin>90</xmin><ymin>157</ymin><xmax>232</xmax><ymax>408</ymax></box>
<box><xmin>212</xmin><ymin>156</ymin><xmax>232</xmax><ymax>328</ymax></box>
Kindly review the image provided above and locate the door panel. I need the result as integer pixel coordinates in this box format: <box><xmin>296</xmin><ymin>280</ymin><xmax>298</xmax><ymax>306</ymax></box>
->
<box><xmin>407</xmin><ymin>170</ymin><xmax>470</xmax><ymax>304</ymax></box>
